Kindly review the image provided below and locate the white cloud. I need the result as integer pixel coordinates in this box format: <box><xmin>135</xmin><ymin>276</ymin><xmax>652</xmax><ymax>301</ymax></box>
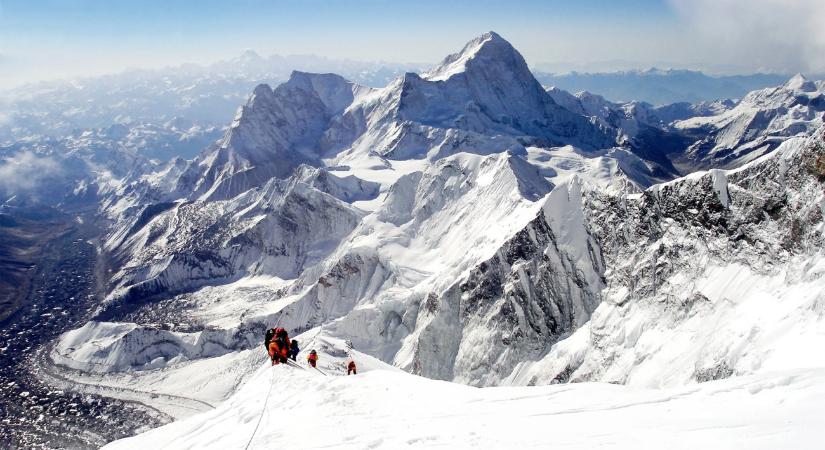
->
<box><xmin>0</xmin><ymin>151</ymin><xmax>62</xmax><ymax>193</ymax></box>
<box><xmin>669</xmin><ymin>0</ymin><xmax>825</xmax><ymax>74</ymax></box>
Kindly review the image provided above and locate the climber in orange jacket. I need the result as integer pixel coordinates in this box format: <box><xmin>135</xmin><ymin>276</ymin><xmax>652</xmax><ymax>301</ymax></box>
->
<box><xmin>307</xmin><ymin>349</ymin><xmax>318</xmax><ymax>368</ymax></box>
<box><xmin>347</xmin><ymin>360</ymin><xmax>357</xmax><ymax>375</ymax></box>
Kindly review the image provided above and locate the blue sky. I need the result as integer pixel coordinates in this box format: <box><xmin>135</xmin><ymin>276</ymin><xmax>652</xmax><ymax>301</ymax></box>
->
<box><xmin>0</xmin><ymin>0</ymin><xmax>822</xmax><ymax>86</ymax></box>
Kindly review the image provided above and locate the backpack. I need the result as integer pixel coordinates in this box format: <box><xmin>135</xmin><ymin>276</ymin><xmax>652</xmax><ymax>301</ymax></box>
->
<box><xmin>264</xmin><ymin>328</ymin><xmax>276</xmax><ymax>349</ymax></box>
<box><xmin>273</xmin><ymin>327</ymin><xmax>289</xmax><ymax>349</ymax></box>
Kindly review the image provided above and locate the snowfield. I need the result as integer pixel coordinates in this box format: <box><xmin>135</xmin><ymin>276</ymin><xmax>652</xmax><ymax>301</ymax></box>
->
<box><xmin>102</xmin><ymin>359</ymin><xmax>825</xmax><ymax>450</ymax></box>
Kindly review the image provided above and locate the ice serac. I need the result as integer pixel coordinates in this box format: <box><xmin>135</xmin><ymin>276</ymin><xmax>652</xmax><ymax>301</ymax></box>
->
<box><xmin>181</xmin><ymin>72</ymin><xmax>368</xmax><ymax>201</ymax></box>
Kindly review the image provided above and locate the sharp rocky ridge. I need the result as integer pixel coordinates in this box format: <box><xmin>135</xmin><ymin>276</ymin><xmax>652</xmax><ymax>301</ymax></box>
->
<box><xmin>47</xmin><ymin>29</ymin><xmax>825</xmax><ymax>410</ymax></box>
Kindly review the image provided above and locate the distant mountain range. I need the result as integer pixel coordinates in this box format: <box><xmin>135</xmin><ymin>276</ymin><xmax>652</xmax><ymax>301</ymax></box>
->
<box><xmin>534</xmin><ymin>69</ymin><xmax>794</xmax><ymax>105</ymax></box>
<box><xmin>0</xmin><ymin>52</ymin><xmax>810</xmax><ymax>147</ymax></box>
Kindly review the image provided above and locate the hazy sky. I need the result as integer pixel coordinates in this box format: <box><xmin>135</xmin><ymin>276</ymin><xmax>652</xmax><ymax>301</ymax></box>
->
<box><xmin>1</xmin><ymin>0</ymin><xmax>823</xmax><ymax>87</ymax></box>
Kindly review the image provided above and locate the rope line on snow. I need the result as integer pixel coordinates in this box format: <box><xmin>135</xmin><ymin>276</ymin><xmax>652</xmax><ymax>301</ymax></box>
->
<box><xmin>243</xmin><ymin>366</ymin><xmax>275</xmax><ymax>450</ymax></box>
<box><xmin>243</xmin><ymin>319</ymin><xmax>333</xmax><ymax>448</ymax></box>
<box><xmin>244</xmin><ymin>310</ymin><xmax>287</xmax><ymax>450</ymax></box>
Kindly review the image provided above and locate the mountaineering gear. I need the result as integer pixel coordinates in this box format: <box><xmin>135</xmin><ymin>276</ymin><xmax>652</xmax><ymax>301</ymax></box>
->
<box><xmin>348</xmin><ymin>361</ymin><xmax>357</xmax><ymax>375</ymax></box>
<box><xmin>268</xmin><ymin>341</ymin><xmax>282</xmax><ymax>365</ymax></box>
<box><xmin>307</xmin><ymin>350</ymin><xmax>318</xmax><ymax>368</ymax></box>
<box><xmin>275</xmin><ymin>328</ymin><xmax>290</xmax><ymax>363</ymax></box>
<box><xmin>266</xmin><ymin>327</ymin><xmax>291</xmax><ymax>365</ymax></box>
<box><xmin>264</xmin><ymin>328</ymin><xmax>276</xmax><ymax>350</ymax></box>
<box><xmin>289</xmin><ymin>339</ymin><xmax>300</xmax><ymax>361</ymax></box>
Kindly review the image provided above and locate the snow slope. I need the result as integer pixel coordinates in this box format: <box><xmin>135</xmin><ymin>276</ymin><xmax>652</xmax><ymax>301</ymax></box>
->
<box><xmin>509</xmin><ymin>131</ymin><xmax>825</xmax><ymax>387</ymax></box>
<box><xmin>102</xmin><ymin>361</ymin><xmax>825</xmax><ymax>450</ymax></box>
<box><xmin>674</xmin><ymin>74</ymin><xmax>825</xmax><ymax>170</ymax></box>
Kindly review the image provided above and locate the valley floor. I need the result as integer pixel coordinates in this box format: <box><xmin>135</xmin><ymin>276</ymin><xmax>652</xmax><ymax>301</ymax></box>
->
<box><xmin>0</xmin><ymin>209</ymin><xmax>164</xmax><ymax>449</ymax></box>
<box><xmin>103</xmin><ymin>354</ymin><xmax>824</xmax><ymax>450</ymax></box>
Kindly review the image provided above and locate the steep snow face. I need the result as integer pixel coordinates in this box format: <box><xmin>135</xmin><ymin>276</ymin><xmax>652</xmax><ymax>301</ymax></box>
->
<box><xmin>416</xmin><ymin>32</ymin><xmax>565</xmax><ymax>136</ymax></box>
<box><xmin>177</xmin><ymin>152</ymin><xmax>607</xmax><ymax>387</ymax></box>
<box><xmin>509</xmin><ymin>130</ymin><xmax>825</xmax><ymax>387</ymax></box>
<box><xmin>99</xmin><ymin>167</ymin><xmax>367</xmax><ymax>320</ymax></box>
<box><xmin>675</xmin><ymin>74</ymin><xmax>825</xmax><ymax>170</ymax></box>
<box><xmin>59</xmin><ymin>151</ymin><xmax>560</xmax><ymax>386</ymax></box>
<box><xmin>544</xmin><ymin>87</ymin><xmax>705</xmax><ymax>181</ymax></box>
<box><xmin>324</xmin><ymin>32</ymin><xmax>616</xmax><ymax>168</ymax></box>
<box><xmin>546</xmin><ymin>87</ymin><xmax>662</xmax><ymax>138</ymax></box>
<box><xmin>180</xmin><ymin>72</ymin><xmax>374</xmax><ymax>201</ymax></box>
<box><xmin>102</xmin><ymin>361</ymin><xmax>825</xmax><ymax>450</ymax></box>
<box><xmin>409</xmin><ymin>32</ymin><xmax>615</xmax><ymax>150</ymax></box>
<box><xmin>257</xmin><ymin>152</ymin><xmax>555</xmax><ymax>364</ymax></box>
<box><xmin>157</xmin><ymin>32</ymin><xmax>627</xmax><ymax>209</ymax></box>
<box><xmin>404</xmin><ymin>178</ymin><xmax>604</xmax><ymax>385</ymax></box>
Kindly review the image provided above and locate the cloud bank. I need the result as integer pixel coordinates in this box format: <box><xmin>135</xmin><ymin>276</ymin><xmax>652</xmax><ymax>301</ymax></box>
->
<box><xmin>0</xmin><ymin>151</ymin><xmax>62</xmax><ymax>194</ymax></box>
<box><xmin>670</xmin><ymin>0</ymin><xmax>825</xmax><ymax>74</ymax></box>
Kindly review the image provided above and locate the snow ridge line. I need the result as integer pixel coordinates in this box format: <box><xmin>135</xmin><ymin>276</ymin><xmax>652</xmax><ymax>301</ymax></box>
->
<box><xmin>243</xmin><ymin>366</ymin><xmax>276</xmax><ymax>450</ymax></box>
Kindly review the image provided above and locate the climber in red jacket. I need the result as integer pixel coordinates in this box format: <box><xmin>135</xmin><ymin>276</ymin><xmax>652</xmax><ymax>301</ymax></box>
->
<box><xmin>267</xmin><ymin>327</ymin><xmax>290</xmax><ymax>365</ymax></box>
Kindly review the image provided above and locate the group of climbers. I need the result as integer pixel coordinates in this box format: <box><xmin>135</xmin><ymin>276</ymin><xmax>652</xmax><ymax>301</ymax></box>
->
<box><xmin>263</xmin><ymin>326</ymin><xmax>357</xmax><ymax>375</ymax></box>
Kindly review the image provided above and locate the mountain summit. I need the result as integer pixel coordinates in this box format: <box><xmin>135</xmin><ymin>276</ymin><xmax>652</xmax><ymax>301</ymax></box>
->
<box><xmin>422</xmin><ymin>31</ymin><xmax>525</xmax><ymax>82</ymax></box>
<box><xmin>336</xmin><ymin>32</ymin><xmax>615</xmax><ymax>158</ymax></box>
<box><xmin>173</xmin><ymin>31</ymin><xmax>618</xmax><ymax>202</ymax></box>
<box><xmin>786</xmin><ymin>73</ymin><xmax>817</xmax><ymax>92</ymax></box>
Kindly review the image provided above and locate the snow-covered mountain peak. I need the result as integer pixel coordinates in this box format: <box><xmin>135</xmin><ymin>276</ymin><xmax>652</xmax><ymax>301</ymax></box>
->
<box><xmin>672</xmin><ymin>74</ymin><xmax>825</xmax><ymax>169</ymax></box>
<box><xmin>237</xmin><ymin>48</ymin><xmax>263</xmax><ymax>63</ymax></box>
<box><xmin>786</xmin><ymin>73</ymin><xmax>817</xmax><ymax>92</ymax></box>
<box><xmin>421</xmin><ymin>31</ymin><xmax>529</xmax><ymax>83</ymax></box>
<box><xmin>342</xmin><ymin>32</ymin><xmax>617</xmax><ymax>153</ymax></box>
<box><xmin>739</xmin><ymin>74</ymin><xmax>824</xmax><ymax>109</ymax></box>
<box><xmin>180</xmin><ymin>72</ymin><xmax>372</xmax><ymax>201</ymax></box>
<box><xmin>249</xmin><ymin>82</ymin><xmax>273</xmax><ymax>99</ymax></box>
<box><xmin>282</xmin><ymin>71</ymin><xmax>369</xmax><ymax>115</ymax></box>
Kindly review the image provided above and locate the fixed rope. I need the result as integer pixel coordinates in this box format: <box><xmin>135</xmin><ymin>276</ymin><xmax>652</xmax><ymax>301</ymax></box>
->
<box><xmin>243</xmin><ymin>366</ymin><xmax>275</xmax><ymax>450</ymax></box>
<box><xmin>243</xmin><ymin>320</ymin><xmax>333</xmax><ymax>449</ymax></box>
<box><xmin>244</xmin><ymin>311</ymin><xmax>286</xmax><ymax>450</ymax></box>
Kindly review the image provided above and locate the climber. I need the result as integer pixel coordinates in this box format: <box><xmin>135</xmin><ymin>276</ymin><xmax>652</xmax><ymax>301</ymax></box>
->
<box><xmin>289</xmin><ymin>339</ymin><xmax>300</xmax><ymax>361</ymax></box>
<box><xmin>263</xmin><ymin>327</ymin><xmax>276</xmax><ymax>351</ymax></box>
<box><xmin>307</xmin><ymin>349</ymin><xmax>318</xmax><ymax>368</ymax></box>
<box><xmin>347</xmin><ymin>360</ymin><xmax>357</xmax><ymax>375</ymax></box>
<box><xmin>267</xmin><ymin>327</ymin><xmax>290</xmax><ymax>365</ymax></box>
